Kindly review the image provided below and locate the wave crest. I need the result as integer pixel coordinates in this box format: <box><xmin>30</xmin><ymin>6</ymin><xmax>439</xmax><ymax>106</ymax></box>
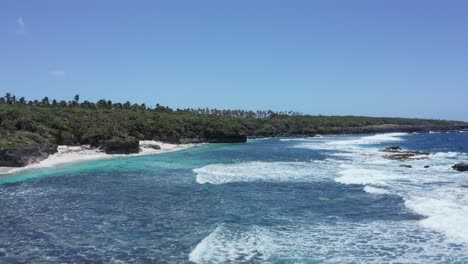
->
<box><xmin>193</xmin><ymin>161</ymin><xmax>333</xmax><ymax>185</ymax></box>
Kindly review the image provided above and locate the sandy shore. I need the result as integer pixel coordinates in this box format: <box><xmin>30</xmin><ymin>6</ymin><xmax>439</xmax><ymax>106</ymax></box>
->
<box><xmin>0</xmin><ymin>141</ymin><xmax>197</xmax><ymax>176</ymax></box>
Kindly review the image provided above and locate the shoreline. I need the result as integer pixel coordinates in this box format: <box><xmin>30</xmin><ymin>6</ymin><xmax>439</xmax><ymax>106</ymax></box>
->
<box><xmin>247</xmin><ymin>128</ymin><xmax>468</xmax><ymax>140</ymax></box>
<box><xmin>247</xmin><ymin>129</ymin><xmax>468</xmax><ymax>141</ymax></box>
<box><xmin>1</xmin><ymin>130</ymin><xmax>466</xmax><ymax>178</ymax></box>
<box><xmin>0</xmin><ymin>141</ymin><xmax>197</xmax><ymax>177</ymax></box>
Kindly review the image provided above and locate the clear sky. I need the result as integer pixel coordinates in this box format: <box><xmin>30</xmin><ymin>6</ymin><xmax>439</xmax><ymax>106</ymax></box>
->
<box><xmin>1</xmin><ymin>0</ymin><xmax>467</xmax><ymax>121</ymax></box>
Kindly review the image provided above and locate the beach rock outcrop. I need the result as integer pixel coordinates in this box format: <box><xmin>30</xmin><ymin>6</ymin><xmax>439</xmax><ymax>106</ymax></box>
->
<box><xmin>384</xmin><ymin>151</ymin><xmax>430</xmax><ymax>161</ymax></box>
<box><xmin>148</xmin><ymin>144</ymin><xmax>161</xmax><ymax>150</ymax></box>
<box><xmin>380</xmin><ymin>146</ymin><xmax>430</xmax><ymax>161</ymax></box>
<box><xmin>99</xmin><ymin>138</ymin><xmax>140</xmax><ymax>154</ymax></box>
<box><xmin>0</xmin><ymin>144</ymin><xmax>58</xmax><ymax>167</ymax></box>
<box><xmin>140</xmin><ymin>142</ymin><xmax>161</xmax><ymax>150</ymax></box>
<box><xmin>399</xmin><ymin>164</ymin><xmax>412</xmax><ymax>168</ymax></box>
<box><xmin>381</xmin><ymin>146</ymin><xmax>402</xmax><ymax>152</ymax></box>
<box><xmin>453</xmin><ymin>163</ymin><xmax>468</xmax><ymax>172</ymax></box>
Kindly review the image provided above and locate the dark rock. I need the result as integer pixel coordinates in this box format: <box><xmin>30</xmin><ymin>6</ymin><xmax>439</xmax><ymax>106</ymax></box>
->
<box><xmin>381</xmin><ymin>146</ymin><xmax>402</xmax><ymax>152</ymax></box>
<box><xmin>399</xmin><ymin>164</ymin><xmax>412</xmax><ymax>168</ymax></box>
<box><xmin>0</xmin><ymin>144</ymin><xmax>58</xmax><ymax>167</ymax></box>
<box><xmin>413</xmin><ymin>151</ymin><xmax>430</xmax><ymax>155</ymax></box>
<box><xmin>99</xmin><ymin>138</ymin><xmax>140</xmax><ymax>154</ymax></box>
<box><xmin>453</xmin><ymin>163</ymin><xmax>468</xmax><ymax>172</ymax></box>
<box><xmin>424</xmin><ymin>165</ymin><xmax>430</xmax><ymax>168</ymax></box>
<box><xmin>88</xmin><ymin>138</ymin><xmax>101</xmax><ymax>148</ymax></box>
<box><xmin>149</xmin><ymin>144</ymin><xmax>161</xmax><ymax>150</ymax></box>
<box><xmin>381</xmin><ymin>146</ymin><xmax>431</xmax><ymax>162</ymax></box>
<box><xmin>384</xmin><ymin>150</ymin><xmax>430</xmax><ymax>161</ymax></box>
<box><xmin>140</xmin><ymin>142</ymin><xmax>161</xmax><ymax>150</ymax></box>
<box><xmin>385</xmin><ymin>152</ymin><xmax>429</xmax><ymax>161</ymax></box>
<box><xmin>206</xmin><ymin>134</ymin><xmax>247</xmax><ymax>143</ymax></box>
<box><xmin>461</xmin><ymin>185</ymin><xmax>468</xmax><ymax>188</ymax></box>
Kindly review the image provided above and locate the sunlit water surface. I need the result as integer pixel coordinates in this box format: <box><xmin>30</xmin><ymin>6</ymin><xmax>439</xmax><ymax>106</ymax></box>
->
<box><xmin>1</xmin><ymin>132</ymin><xmax>468</xmax><ymax>263</ymax></box>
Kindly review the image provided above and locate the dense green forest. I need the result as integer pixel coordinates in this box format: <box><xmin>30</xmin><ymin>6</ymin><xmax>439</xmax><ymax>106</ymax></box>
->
<box><xmin>1</xmin><ymin>92</ymin><xmax>467</xmax><ymax>148</ymax></box>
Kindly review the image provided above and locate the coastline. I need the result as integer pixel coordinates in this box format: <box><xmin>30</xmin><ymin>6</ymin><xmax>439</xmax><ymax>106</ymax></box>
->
<box><xmin>0</xmin><ymin>141</ymin><xmax>197</xmax><ymax>177</ymax></box>
<box><xmin>2</xmin><ymin>130</ymin><xmax>466</xmax><ymax>178</ymax></box>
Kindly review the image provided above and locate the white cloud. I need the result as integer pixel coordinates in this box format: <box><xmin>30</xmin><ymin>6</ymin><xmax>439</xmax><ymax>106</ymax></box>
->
<box><xmin>49</xmin><ymin>70</ymin><xmax>66</xmax><ymax>77</ymax></box>
<box><xmin>16</xmin><ymin>16</ymin><xmax>25</xmax><ymax>34</ymax></box>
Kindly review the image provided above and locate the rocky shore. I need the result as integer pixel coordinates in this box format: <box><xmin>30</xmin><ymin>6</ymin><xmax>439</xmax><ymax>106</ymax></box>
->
<box><xmin>0</xmin><ymin>140</ymin><xmax>196</xmax><ymax>176</ymax></box>
<box><xmin>381</xmin><ymin>146</ymin><xmax>430</xmax><ymax>161</ymax></box>
<box><xmin>2</xmin><ymin>132</ymin><xmax>467</xmax><ymax>176</ymax></box>
<box><xmin>380</xmin><ymin>146</ymin><xmax>468</xmax><ymax>172</ymax></box>
<box><xmin>0</xmin><ymin>132</ymin><xmax>247</xmax><ymax>175</ymax></box>
<box><xmin>453</xmin><ymin>163</ymin><xmax>468</xmax><ymax>172</ymax></box>
<box><xmin>0</xmin><ymin>144</ymin><xmax>58</xmax><ymax>167</ymax></box>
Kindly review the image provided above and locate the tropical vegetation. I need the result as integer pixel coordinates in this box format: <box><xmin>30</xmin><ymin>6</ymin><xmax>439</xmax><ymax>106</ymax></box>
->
<box><xmin>1</xmin><ymin>92</ymin><xmax>467</xmax><ymax>148</ymax></box>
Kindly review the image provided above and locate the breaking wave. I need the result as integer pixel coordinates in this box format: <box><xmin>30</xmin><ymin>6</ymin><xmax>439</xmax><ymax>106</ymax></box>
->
<box><xmin>293</xmin><ymin>133</ymin><xmax>468</xmax><ymax>245</ymax></box>
<box><xmin>192</xmin><ymin>132</ymin><xmax>468</xmax><ymax>261</ymax></box>
<box><xmin>193</xmin><ymin>161</ymin><xmax>334</xmax><ymax>185</ymax></box>
<box><xmin>190</xmin><ymin>222</ymin><xmax>467</xmax><ymax>263</ymax></box>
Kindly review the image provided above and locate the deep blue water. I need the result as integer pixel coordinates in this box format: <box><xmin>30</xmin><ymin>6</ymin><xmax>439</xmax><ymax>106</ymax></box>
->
<box><xmin>1</xmin><ymin>132</ymin><xmax>468</xmax><ymax>263</ymax></box>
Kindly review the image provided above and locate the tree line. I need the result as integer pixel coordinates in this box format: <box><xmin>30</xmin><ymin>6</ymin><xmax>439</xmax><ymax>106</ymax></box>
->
<box><xmin>1</xmin><ymin>92</ymin><xmax>467</xmax><ymax>149</ymax></box>
<box><xmin>0</xmin><ymin>92</ymin><xmax>302</xmax><ymax>119</ymax></box>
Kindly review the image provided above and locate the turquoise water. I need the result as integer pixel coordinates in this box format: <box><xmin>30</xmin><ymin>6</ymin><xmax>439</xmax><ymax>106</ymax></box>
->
<box><xmin>1</xmin><ymin>132</ymin><xmax>468</xmax><ymax>263</ymax></box>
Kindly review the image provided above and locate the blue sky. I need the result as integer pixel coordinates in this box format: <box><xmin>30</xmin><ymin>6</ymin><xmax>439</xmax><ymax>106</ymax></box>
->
<box><xmin>1</xmin><ymin>0</ymin><xmax>467</xmax><ymax>121</ymax></box>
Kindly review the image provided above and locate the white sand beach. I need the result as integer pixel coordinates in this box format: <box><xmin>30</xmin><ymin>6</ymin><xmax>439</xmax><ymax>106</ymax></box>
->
<box><xmin>0</xmin><ymin>141</ymin><xmax>196</xmax><ymax>176</ymax></box>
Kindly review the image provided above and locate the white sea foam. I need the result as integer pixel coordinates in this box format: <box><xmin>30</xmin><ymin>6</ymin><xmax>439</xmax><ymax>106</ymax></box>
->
<box><xmin>280</xmin><ymin>135</ymin><xmax>324</xmax><ymax>141</ymax></box>
<box><xmin>279</xmin><ymin>137</ymin><xmax>313</xmax><ymax>141</ymax></box>
<box><xmin>363</xmin><ymin>185</ymin><xmax>391</xmax><ymax>194</ymax></box>
<box><xmin>194</xmin><ymin>161</ymin><xmax>333</xmax><ymax>184</ymax></box>
<box><xmin>405</xmin><ymin>188</ymin><xmax>468</xmax><ymax>244</ymax></box>
<box><xmin>292</xmin><ymin>132</ymin><xmax>468</xmax><ymax>246</ymax></box>
<box><xmin>190</xmin><ymin>222</ymin><xmax>467</xmax><ymax>264</ymax></box>
<box><xmin>429</xmin><ymin>151</ymin><xmax>460</xmax><ymax>159</ymax></box>
<box><xmin>336</xmin><ymin>167</ymin><xmax>404</xmax><ymax>186</ymax></box>
<box><xmin>330</xmin><ymin>132</ymin><xmax>407</xmax><ymax>146</ymax></box>
<box><xmin>193</xmin><ymin>132</ymin><xmax>468</xmax><ymax>248</ymax></box>
<box><xmin>189</xmin><ymin>225</ymin><xmax>276</xmax><ymax>263</ymax></box>
<box><xmin>292</xmin><ymin>132</ymin><xmax>407</xmax><ymax>152</ymax></box>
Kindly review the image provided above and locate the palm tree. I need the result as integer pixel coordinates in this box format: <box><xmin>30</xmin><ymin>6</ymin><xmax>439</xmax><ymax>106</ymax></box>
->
<box><xmin>4</xmin><ymin>92</ymin><xmax>11</xmax><ymax>104</ymax></box>
<box><xmin>41</xmin><ymin>97</ymin><xmax>50</xmax><ymax>106</ymax></box>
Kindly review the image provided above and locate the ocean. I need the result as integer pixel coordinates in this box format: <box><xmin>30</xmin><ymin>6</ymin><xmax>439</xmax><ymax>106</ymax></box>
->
<box><xmin>1</xmin><ymin>132</ymin><xmax>468</xmax><ymax>263</ymax></box>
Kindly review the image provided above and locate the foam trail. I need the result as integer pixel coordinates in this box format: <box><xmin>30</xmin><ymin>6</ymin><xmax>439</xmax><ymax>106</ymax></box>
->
<box><xmin>336</xmin><ymin>167</ymin><xmax>404</xmax><ymax>186</ymax></box>
<box><xmin>293</xmin><ymin>132</ymin><xmax>407</xmax><ymax>151</ymax></box>
<box><xmin>292</xmin><ymin>132</ymin><xmax>468</xmax><ymax>246</ymax></box>
<box><xmin>363</xmin><ymin>186</ymin><xmax>390</xmax><ymax>194</ymax></box>
<box><xmin>279</xmin><ymin>137</ymin><xmax>314</xmax><ymax>141</ymax></box>
<box><xmin>190</xmin><ymin>222</ymin><xmax>468</xmax><ymax>263</ymax></box>
<box><xmin>193</xmin><ymin>161</ymin><xmax>333</xmax><ymax>184</ymax></box>
<box><xmin>189</xmin><ymin>225</ymin><xmax>274</xmax><ymax>263</ymax></box>
<box><xmin>345</xmin><ymin>135</ymin><xmax>468</xmax><ymax>245</ymax></box>
<box><xmin>405</xmin><ymin>188</ymin><xmax>468</xmax><ymax>245</ymax></box>
<box><xmin>194</xmin><ymin>132</ymin><xmax>468</xmax><ymax>249</ymax></box>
